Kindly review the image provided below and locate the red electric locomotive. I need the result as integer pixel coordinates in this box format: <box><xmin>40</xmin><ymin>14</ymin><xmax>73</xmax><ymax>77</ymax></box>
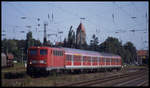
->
<box><xmin>27</xmin><ymin>46</ymin><xmax>122</xmax><ymax>75</ymax></box>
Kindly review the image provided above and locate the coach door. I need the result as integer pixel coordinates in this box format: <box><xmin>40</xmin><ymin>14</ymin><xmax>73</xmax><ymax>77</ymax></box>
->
<box><xmin>52</xmin><ymin>49</ymin><xmax>64</xmax><ymax>68</ymax></box>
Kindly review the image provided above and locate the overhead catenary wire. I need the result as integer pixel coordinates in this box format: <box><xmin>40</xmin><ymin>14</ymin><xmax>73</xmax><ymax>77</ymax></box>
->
<box><xmin>5</xmin><ymin>2</ymin><xmax>41</xmax><ymax>40</ymax></box>
<box><xmin>7</xmin><ymin>2</ymin><xmax>34</xmax><ymax>25</ymax></box>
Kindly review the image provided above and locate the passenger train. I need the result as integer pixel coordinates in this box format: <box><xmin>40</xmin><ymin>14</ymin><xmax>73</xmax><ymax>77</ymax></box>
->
<box><xmin>27</xmin><ymin>46</ymin><xmax>122</xmax><ymax>75</ymax></box>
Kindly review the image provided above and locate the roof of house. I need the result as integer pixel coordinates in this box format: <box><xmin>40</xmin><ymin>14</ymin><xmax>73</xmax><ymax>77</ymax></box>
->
<box><xmin>137</xmin><ymin>50</ymin><xmax>148</xmax><ymax>56</ymax></box>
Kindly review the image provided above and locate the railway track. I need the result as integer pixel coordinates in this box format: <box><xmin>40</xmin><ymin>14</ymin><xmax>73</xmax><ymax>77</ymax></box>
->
<box><xmin>113</xmin><ymin>71</ymin><xmax>148</xmax><ymax>87</ymax></box>
<box><xmin>57</xmin><ymin>69</ymin><xmax>148</xmax><ymax>87</ymax></box>
<box><xmin>93</xmin><ymin>71</ymin><xmax>148</xmax><ymax>87</ymax></box>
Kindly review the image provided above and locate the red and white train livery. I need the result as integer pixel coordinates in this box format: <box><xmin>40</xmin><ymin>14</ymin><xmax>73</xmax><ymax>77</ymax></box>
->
<box><xmin>27</xmin><ymin>46</ymin><xmax>122</xmax><ymax>74</ymax></box>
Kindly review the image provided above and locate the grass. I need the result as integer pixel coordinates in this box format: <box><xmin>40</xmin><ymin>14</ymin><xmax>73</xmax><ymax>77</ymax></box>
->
<box><xmin>124</xmin><ymin>65</ymin><xmax>147</xmax><ymax>69</ymax></box>
<box><xmin>2</xmin><ymin>63</ymin><xmax>26</xmax><ymax>73</ymax></box>
<box><xmin>1</xmin><ymin>63</ymin><xmax>148</xmax><ymax>87</ymax></box>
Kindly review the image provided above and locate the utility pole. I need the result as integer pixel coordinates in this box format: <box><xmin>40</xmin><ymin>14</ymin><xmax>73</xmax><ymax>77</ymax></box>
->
<box><xmin>58</xmin><ymin>31</ymin><xmax>63</xmax><ymax>43</ymax></box>
<box><xmin>21</xmin><ymin>48</ymin><xmax>24</xmax><ymax>64</ymax></box>
<box><xmin>43</xmin><ymin>21</ymin><xmax>48</xmax><ymax>46</ymax></box>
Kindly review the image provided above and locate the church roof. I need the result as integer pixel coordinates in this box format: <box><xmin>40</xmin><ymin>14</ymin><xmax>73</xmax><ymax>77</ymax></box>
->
<box><xmin>77</xmin><ymin>22</ymin><xmax>85</xmax><ymax>32</ymax></box>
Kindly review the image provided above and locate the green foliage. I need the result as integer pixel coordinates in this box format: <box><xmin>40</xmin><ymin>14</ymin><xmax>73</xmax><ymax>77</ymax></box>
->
<box><xmin>63</xmin><ymin>38</ymin><xmax>67</xmax><ymax>47</ymax></box>
<box><xmin>67</xmin><ymin>26</ymin><xmax>76</xmax><ymax>48</ymax></box>
<box><xmin>99</xmin><ymin>37</ymin><xmax>121</xmax><ymax>53</ymax></box>
<box><xmin>1</xmin><ymin>31</ymin><xmax>42</xmax><ymax>62</ymax></box>
<box><xmin>26</xmin><ymin>31</ymin><xmax>34</xmax><ymax>49</ymax></box>
<box><xmin>98</xmin><ymin>37</ymin><xmax>137</xmax><ymax>64</ymax></box>
<box><xmin>90</xmin><ymin>34</ymin><xmax>99</xmax><ymax>51</ymax></box>
<box><xmin>123</xmin><ymin>42</ymin><xmax>137</xmax><ymax>64</ymax></box>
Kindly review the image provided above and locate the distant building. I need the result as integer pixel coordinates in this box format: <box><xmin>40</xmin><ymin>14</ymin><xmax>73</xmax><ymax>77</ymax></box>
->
<box><xmin>137</xmin><ymin>50</ymin><xmax>149</xmax><ymax>65</ymax></box>
<box><xmin>76</xmin><ymin>22</ymin><xmax>86</xmax><ymax>48</ymax></box>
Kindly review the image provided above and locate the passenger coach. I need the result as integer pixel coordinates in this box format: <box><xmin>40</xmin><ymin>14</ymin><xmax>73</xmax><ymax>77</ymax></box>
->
<box><xmin>27</xmin><ymin>46</ymin><xmax>122</xmax><ymax>75</ymax></box>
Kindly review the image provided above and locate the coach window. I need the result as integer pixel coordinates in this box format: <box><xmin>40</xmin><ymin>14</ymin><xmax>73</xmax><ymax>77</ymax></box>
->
<box><xmin>77</xmin><ymin>56</ymin><xmax>81</xmax><ymax>62</ymax></box>
<box><xmin>102</xmin><ymin>57</ymin><xmax>104</xmax><ymax>63</ymax></box>
<box><xmin>56</xmin><ymin>50</ymin><xmax>58</xmax><ymax>56</ymax></box>
<box><xmin>93</xmin><ymin>57</ymin><xmax>95</xmax><ymax>62</ymax></box>
<box><xmin>94</xmin><ymin>57</ymin><xmax>96</xmax><ymax>62</ymax></box>
<box><xmin>115</xmin><ymin>59</ymin><xmax>117</xmax><ymax>63</ymax></box>
<box><xmin>104</xmin><ymin>58</ymin><xmax>106</xmax><ymax>63</ymax></box>
<box><xmin>108</xmin><ymin>58</ymin><xmax>110</xmax><ymax>62</ymax></box>
<box><xmin>101</xmin><ymin>57</ymin><xmax>103</xmax><ymax>62</ymax></box>
<box><xmin>53</xmin><ymin>50</ymin><xmax>54</xmax><ymax>55</ymax></box>
<box><xmin>53</xmin><ymin>50</ymin><xmax>55</xmax><ymax>56</ymax></box>
<box><xmin>66</xmin><ymin>55</ymin><xmax>71</xmax><ymax>61</ymax></box>
<box><xmin>98</xmin><ymin>57</ymin><xmax>100</xmax><ymax>63</ymax></box>
<box><xmin>103</xmin><ymin>58</ymin><xmax>105</xmax><ymax>63</ymax></box>
<box><xmin>99</xmin><ymin>57</ymin><xmax>101</xmax><ymax>63</ymax></box>
<box><xmin>83</xmin><ymin>56</ymin><xmax>86</xmax><ymax>62</ymax></box>
<box><xmin>54</xmin><ymin>50</ymin><xmax>56</xmax><ymax>56</ymax></box>
<box><xmin>58</xmin><ymin>51</ymin><xmax>60</xmax><ymax>56</ymax></box>
<box><xmin>83</xmin><ymin>56</ymin><xmax>85</xmax><ymax>61</ymax></box>
<box><xmin>96</xmin><ymin>57</ymin><xmax>98</xmax><ymax>62</ymax></box>
<box><xmin>59</xmin><ymin>51</ymin><xmax>62</xmax><ymax>56</ymax></box>
<box><xmin>53</xmin><ymin>50</ymin><xmax>57</xmax><ymax>56</ymax></box>
<box><xmin>75</xmin><ymin>56</ymin><xmax>77</xmax><ymax>61</ymax></box>
<box><xmin>92</xmin><ymin>57</ymin><xmax>94</xmax><ymax>62</ymax></box>
<box><xmin>60</xmin><ymin>51</ymin><xmax>62</xmax><ymax>56</ymax></box>
<box><xmin>88</xmin><ymin>57</ymin><xmax>91</xmax><ymax>62</ymax></box>
<box><xmin>57</xmin><ymin>51</ymin><xmax>59</xmax><ymax>56</ymax></box>
<box><xmin>95</xmin><ymin>57</ymin><xmax>97</xmax><ymax>62</ymax></box>
<box><xmin>106</xmin><ymin>58</ymin><xmax>108</xmax><ymax>62</ymax></box>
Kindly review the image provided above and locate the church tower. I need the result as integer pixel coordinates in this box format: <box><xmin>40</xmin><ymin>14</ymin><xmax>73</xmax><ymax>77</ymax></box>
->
<box><xmin>76</xmin><ymin>22</ymin><xmax>86</xmax><ymax>48</ymax></box>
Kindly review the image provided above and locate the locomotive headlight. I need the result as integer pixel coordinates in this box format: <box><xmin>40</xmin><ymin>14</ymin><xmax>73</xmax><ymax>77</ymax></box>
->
<box><xmin>39</xmin><ymin>60</ymin><xmax>46</xmax><ymax>64</ymax></box>
<box><xmin>29</xmin><ymin>61</ymin><xmax>32</xmax><ymax>64</ymax></box>
<box><xmin>32</xmin><ymin>60</ymin><xmax>37</xmax><ymax>64</ymax></box>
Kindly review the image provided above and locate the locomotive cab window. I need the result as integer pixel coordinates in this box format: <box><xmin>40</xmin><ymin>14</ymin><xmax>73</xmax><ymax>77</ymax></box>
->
<box><xmin>40</xmin><ymin>49</ymin><xmax>47</xmax><ymax>55</ymax></box>
<box><xmin>29</xmin><ymin>49</ymin><xmax>37</xmax><ymax>55</ymax></box>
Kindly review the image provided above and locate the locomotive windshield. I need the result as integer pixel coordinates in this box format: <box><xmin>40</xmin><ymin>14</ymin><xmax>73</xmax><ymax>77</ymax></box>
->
<box><xmin>29</xmin><ymin>49</ymin><xmax>37</xmax><ymax>55</ymax></box>
<box><xmin>40</xmin><ymin>49</ymin><xmax>47</xmax><ymax>55</ymax></box>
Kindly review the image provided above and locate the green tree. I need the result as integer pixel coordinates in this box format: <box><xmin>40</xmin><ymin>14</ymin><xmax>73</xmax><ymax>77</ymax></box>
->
<box><xmin>25</xmin><ymin>31</ymin><xmax>34</xmax><ymax>55</ymax></box>
<box><xmin>63</xmin><ymin>38</ymin><xmax>67</xmax><ymax>47</ymax></box>
<box><xmin>67</xmin><ymin>25</ymin><xmax>75</xmax><ymax>48</ymax></box>
<box><xmin>98</xmin><ymin>37</ymin><xmax>126</xmax><ymax>64</ymax></box>
<box><xmin>72</xmin><ymin>31</ymin><xmax>76</xmax><ymax>48</ymax></box>
<box><xmin>33</xmin><ymin>39</ymin><xmax>42</xmax><ymax>46</ymax></box>
<box><xmin>90</xmin><ymin>34</ymin><xmax>99</xmax><ymax>51</ymax></box>
<box><xmin>99</xmin><ymin>37</ymin><xmax>122</xmax><ymax>54</ymax></box>
<box><xmin>123</xmin><ymin>42</ymin><xmax>137</xmax><ymax>64</ymax></box>
<box><xmin>2</xmin><ymin>39</ymin><xmax>22</xmax><ymax>61</ymax></box>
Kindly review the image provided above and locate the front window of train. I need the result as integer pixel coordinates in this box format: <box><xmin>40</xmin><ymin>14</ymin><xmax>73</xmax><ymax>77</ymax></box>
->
<box><xmin>40</xmin><ymin>49</ymin><xmax>47</xmax><ymax>55</ymax></box>
<box><xmin>39</xmin><ymin>49</ymin><xmax>47</xmax><ymax>64</ymax></box>
<box><xmin>28</xmin><ymin>49</ymin><xmax>48</xmax><ymax>65</ymax></box>
<box><xmin>30</xmin><ymin>49</ymin><xmax>37</xmax><ymax>55</ymax></box>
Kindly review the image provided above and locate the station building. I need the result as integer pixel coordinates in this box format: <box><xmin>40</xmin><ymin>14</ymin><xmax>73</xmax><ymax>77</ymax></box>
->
<box><xmin>137</xmin><ymin>50</ymin><xmax>149</xmax><ymax>65</ymax></box>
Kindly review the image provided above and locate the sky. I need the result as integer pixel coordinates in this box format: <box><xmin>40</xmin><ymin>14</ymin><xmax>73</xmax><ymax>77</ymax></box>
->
<box><xmin>1</xmin><ymin>1</ymin><xmax>149</xmax><ymax>50</ymax></box>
